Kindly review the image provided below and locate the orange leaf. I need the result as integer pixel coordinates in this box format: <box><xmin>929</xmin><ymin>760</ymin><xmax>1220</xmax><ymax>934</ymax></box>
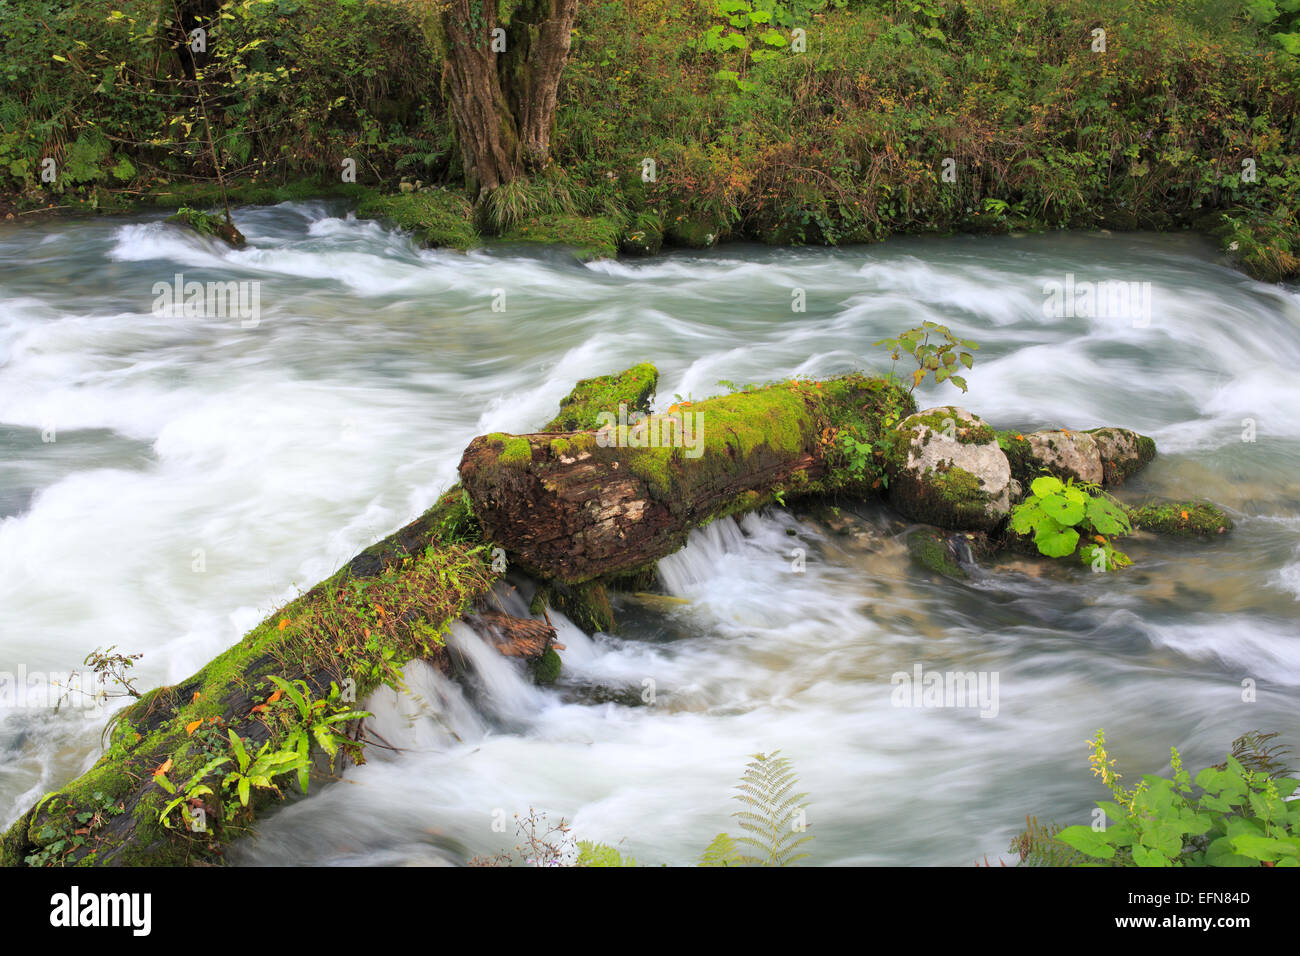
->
<box><xmin>153</xmin><ymin>758</ymin><xmax>172</xmax><ymax>777</ymax></box>
<box><xmin>185</xmin><ymin>719</ymin><xmax>203</xmax><ymax>736</ymax></box>
<box><xmin>1180</xmin><ymin>510</ymin><xmax>1190</xmax><ymax>520</ymax></box>
<box><xmin>191</xmin><ymin>691</ymin><xmax>201</xmax><ymax>703</ymax></box>
<box><xmin>278</xmin><ymin>618</ymin><xmax>290</xmax><ymax>631</ymax></box>
<box><xmin>267</xmin><ymin>688</ymin><xmax>283</xmax><ymax>704</ymax></box>
<box><xmin>250</xmin><ymin>704</ymin><xmax>268</xmax><ymax>715</ymax></box>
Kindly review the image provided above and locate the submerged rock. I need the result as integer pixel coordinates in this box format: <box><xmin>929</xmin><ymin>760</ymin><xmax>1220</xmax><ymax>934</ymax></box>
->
<box><xmin>887</xmin><ymin>407</ymin><xmax>1013</xmax><ymax>532</ymax></box>
<box><xmin>1129</xmin><ymin>501</ymin><xmax>1233</xmax><ymax>536</ymax></box>
<box><xmin>907</xmin><ymin>528</ymin><xmax>968</xmax><ymax>579</ymax></box>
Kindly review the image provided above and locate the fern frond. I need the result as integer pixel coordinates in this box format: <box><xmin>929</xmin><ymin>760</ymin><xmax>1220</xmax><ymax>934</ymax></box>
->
<box><xmin>1009</xmin><ymin>814</ymin><xmax>1089</xmax><ymax>867</ymax></box>
<box><xmin>725</xmin><ymin>750</ymin><xmax>814</xmax><ymax>866</ymax></box>
<box><xmin>699</xmin><ymin>832</ymin><xmax>742</xmax><ymax>867</ymax></box>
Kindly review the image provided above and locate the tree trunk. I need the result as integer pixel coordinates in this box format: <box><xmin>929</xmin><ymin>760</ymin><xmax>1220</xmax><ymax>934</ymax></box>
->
<box><xmin>440</xmin><ymin>0</ymin><xmax>578</xmax><ymax>198</ymax></box>
<box><xmin>441</xmin><ymin>0</ymin><xmax>519</xmax><ymax>197</ymax></box>
<box><xmin>459</xmin><ymin>376</ymin><xmax>916</xmax><ymax>585</ymax></box>
<box><xmin>504</xmin><ymin>0</ymin><xmax>579</xmax><ymax>170</ymax></box>
<box><xmin>0</xmin><ymin>365</ymin><xmax>653</xmax><ymax>868</ymax></box>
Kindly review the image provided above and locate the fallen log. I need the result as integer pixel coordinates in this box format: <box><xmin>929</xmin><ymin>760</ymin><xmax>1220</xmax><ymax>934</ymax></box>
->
<box><xmin>460</xmin><ymin>374</ymin><xmax>918</xmax><ymax>584</ymax></box>
<box><xmin>0</xmin><ymin>364</ymin><xmax>658</xmax><ymax>868</ymax></box>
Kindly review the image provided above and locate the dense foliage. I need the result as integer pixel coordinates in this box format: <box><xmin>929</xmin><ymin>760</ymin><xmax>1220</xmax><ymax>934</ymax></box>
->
<box><xmin>1</xmin><ymin>0</ymin><xmax>1297</xmax><ymax>276</ymax></box>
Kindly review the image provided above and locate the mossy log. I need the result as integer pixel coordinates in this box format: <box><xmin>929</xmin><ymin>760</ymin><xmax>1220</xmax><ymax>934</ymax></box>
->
<box><xmin>460</xmin><ymin>374</ymin><xmax>917</xmax><ymax>584</ymax></box>
<box><xmin>1</xmin><ymin>364</ymin><xmax>658</xmax><ymax>868</ymax></box>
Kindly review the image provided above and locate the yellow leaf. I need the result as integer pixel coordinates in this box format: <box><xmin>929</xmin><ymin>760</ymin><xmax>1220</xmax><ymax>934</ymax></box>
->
<box><xmin>153</xmin><ymin>758</ymin><xmax>172</xmax><ymax>777</ymax></box>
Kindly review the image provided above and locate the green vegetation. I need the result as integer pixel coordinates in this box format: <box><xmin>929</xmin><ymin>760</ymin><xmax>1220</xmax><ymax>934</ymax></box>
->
<box><xmin>700</xmin><ymin>750</ymin><xmax>813</xmax><ymax>866</ymax></box>
<box><xmin>480</xmin><ymin>750</ymin><xmax>813</xmax><ymax>866</ymax></box>
<box><xmin>545</xmin><ymin>363</ymin><xmax>659</xmax><ymax>432</ymax></box>
<box><xmin>2</xmin><ymin>485</ymin><xmax>500</xmax><ymax>866</ymax></box>
<box><xmin>1021</xmin><ymin>730</ymin><xmax>1300</xmax><ymax>867</ymax></box>
<box><xmin>1129</xmin><ymin>501</ymin><xmax>1234</xmax><ymax>536</ymax></box>
<box><xmin>3</xmin><ymin>0</ymin><xmax>1296</xmax><ymax>277</ymax></box>
<box><xmin>354</xmin><ymin>189</ymin><xmax>478</xmax><ymax>251</ymax></box>
<box><xmin>1009</xmin><ymin>474</ymin><xmax>1132</xmax><ymax>570</ymax></box>
<box><xmin>875</xmin><ymin>322</ymin><xmax>978</xmax><ymax>394</ymax></box>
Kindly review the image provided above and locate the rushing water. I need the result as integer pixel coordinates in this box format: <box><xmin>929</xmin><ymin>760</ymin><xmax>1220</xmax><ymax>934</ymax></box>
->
<box><xmin>1</xmin><ymin>201</ymin><xmax>1298</xmax><ymax>865</ymax></box>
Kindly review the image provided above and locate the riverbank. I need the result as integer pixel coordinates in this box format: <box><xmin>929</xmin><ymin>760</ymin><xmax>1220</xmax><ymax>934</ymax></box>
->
<box><xmin>2</xmin><ymin>0</ymin><xmax>1297</xmax><ymax>279</ymax></box>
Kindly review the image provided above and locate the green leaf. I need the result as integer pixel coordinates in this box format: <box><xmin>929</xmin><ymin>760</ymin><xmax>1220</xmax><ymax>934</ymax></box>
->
<box><xmin>1035</xmin><ymin>525</ymin><xmax>1080</xmax><ymax>558</ymax></box>
<box><xmin>1055</xmin><ymin>825</ymin><xmax>1115</xmax><ymax>858</ymax></box>
<box><xmin>1039</xmin><ymin>492</ymin><xmax>1085</xmax><ymax>526</ymax></box>
<box><xmin>1085</xmin><ymin>496</ymin><xmax>1131</xmax><ymax>535</ymax></box>
<box><xmin>1030</xmin><ymin>475</ymin><xmax>1063</xmax><ymax>497</ymax></box>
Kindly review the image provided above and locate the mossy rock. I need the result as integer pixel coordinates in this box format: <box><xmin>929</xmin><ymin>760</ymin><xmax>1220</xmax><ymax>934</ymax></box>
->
<box><xmin>907</xmin><ymin>528</ymin><xmax>968</xmax><ymax>579</ymax></box>
<box><xmin>533</xmin><ymin>647</ymin><xmax>562</xmax><ymax>685</ymax></box>
<box><xmin>354</xmin><ymin>188</ymin><xmax>479</xmax><ymax>251</ymax></box>
<box><xmin>1129</xmin><ymin>502</ymin><xmax>1232</xmax><ymax>536</ymax></box>
<box><xmin>664</xmin><ymin>202</ymin><xmax>726</xmax><ymax>249</ymax></box>
<box><xmin>1021</xmin><ymin>429</ymin><xmax>1104</xmax><ymax>485</ymax></box>
<box><xmin>549</xmin><ymin>580</ymin><xmax>616</xmax><ymax>634</ymax></box>
<box><xmin>887</xmin><ymin>407</ymin><xmax>1014</xmax><ymax>532</ymax></box>
<box><xmin>1085</xmin><ymin>427</ymin><xmax>1156</xmax><ymax>486</ymax></box>
<box><xmin>498</xmin><ymin>213</ymin><xmax>622</xmax><ymax>261</ymax></box>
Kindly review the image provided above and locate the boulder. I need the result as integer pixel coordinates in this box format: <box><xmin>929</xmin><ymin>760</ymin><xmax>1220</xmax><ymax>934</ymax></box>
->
<box><xmin>887</xmin><ymin>407</ymin><xmax>1014</xmax><ymax>531</ymax></box>
<box><xmin>1085</xmin><ymin>427</ymin><xmax>1157</xmax><ymax>485</ymax></box>
<box><xmin>1023</xmin><ymin>429</ymin><xmax>1103</xmax><ymax>484</ymax></box>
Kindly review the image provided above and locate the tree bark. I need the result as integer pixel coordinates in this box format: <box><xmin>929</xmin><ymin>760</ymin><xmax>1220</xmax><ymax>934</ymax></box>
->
<box><xmin>440</xmin><ymin>0</ymin><xmax>578</xmax><ymax>198</ymax></box>
<box><xmin>441</xmin><ymin>0</ymin><xmax>518</xmax><ymax>197</ymax></box>
<box><xmin>459</xmin><ymin>376</ymin><xmax>915</xmax><ymax>585</ymax></box>
<box><xmin>504</xmin><ymin>0</ymin><xmax>579</xmax><ymax>170</ymax></box>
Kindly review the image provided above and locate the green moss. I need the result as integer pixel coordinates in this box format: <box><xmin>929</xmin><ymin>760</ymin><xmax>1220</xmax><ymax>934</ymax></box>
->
<box><xmin>533</xmin><ymin>647</ymin><xmax>562</xmax><ymax>685</ymax></box>
<box><xmin>354</xmin><ymin>188</ymin><xmax>479</xmax><ymax>251</ymax></box>
<box><xmin>497</xmin><ymin>213</ymin><xmax>622</xmax><ymax>261</ymax></box>
<box><xmin>550</xmin><ymin>580</ymin><xmax>616</xmax><ymax>634</ymax></box>
<box><xmin>908</xmin><ymin>410</ymin><xmax>994</xmax><ymax>445</ymax></box>
<box><xmin>907</xmin><ymin>529</ymin><xmax>967</xmax><ymax>579</ymax></box>
<box><xmin>145</xmin><ymin>179</ymin><xmax>364</xmax><ymax>211</ymax></box>
<box><xmin>549</xmin><ymin>437</ymin><xmax>572</xmax><ymax>458</ymax></box>
<box><xmin>995</xmin><ymin>429</ymin><xmax>1037</xmax><ymax>486</ymax></box>
<box><xmin>664</xmin><ymin>202</ymin><xmax>726</xmax><ymax>248</ymax></box>
<box><xmin>545</xmin><ymin>364</ymin><xmax>659</xmax><ymax>431</ymax></box>
<box><xmin>1129</xmin><ymin>502</ymin><xmax>1232</xmax><ymax>536</ymax></box>
<box><xmin>487</xmin><ymin>432</ymin><xmax>533</xmax><ymax>469</ymax></box>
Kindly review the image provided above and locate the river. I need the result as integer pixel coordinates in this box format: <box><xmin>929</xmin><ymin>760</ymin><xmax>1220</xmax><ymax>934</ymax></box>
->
<box><xmin>1</xmin><ymin>201</ymin><xmax>1297</xmax><ymax>865</ymax></box>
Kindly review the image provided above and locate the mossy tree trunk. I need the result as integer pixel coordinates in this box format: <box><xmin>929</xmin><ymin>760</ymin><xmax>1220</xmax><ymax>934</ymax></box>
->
<box><xmin>459</xmin><ymin>375</ymin><xmax>917</xmax><ymax>585</ymax></box>
<box><xmin>440</xmin><ymin>0</ymin><xmax>578</xmax><ymax>198</ymax></box>
<box><xmin>0</xmin><ymin>365</ymin><xmax>650</xmax><ymax>869</ymax></box>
